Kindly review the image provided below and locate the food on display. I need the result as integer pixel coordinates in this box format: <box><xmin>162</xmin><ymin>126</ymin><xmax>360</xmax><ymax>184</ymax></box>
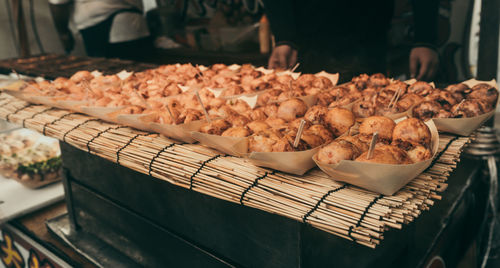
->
<box><xmin>316</xmin><ymin>116</ymin><xmax>432</xmax><ymax>165</ymax></box>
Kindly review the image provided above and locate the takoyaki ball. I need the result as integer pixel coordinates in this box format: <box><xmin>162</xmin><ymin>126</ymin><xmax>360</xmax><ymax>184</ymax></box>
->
<box><xmin>436</xmin><ymin>110</ymin><xmax>452</xmax><ymax>118</ymax></box>
<box><xmin>424</xmin><ymin>89</ymin><xmax>457</xmax><ymax>109</ymax></box>
<box><xmin>351</xmin><ymin>74</ymin><xmax>370</xmax><ymax>90</ymax></box>
<box><xmin>246</xmin><ymin>120</ymin><xmax>270</xmax><ymax>134</ymax></box>
<box><xmin>306</xmin><ymin>124</ymin><xmax>334</xmax><ymax>144</ymax></box>
<box><xmin>468</xmin><ymin>83</ymin><xmax>498</xmax><ymax>106</ymax></box>
<box><xmin>277</xmin><ymin>98</ymin><xmax>308</xmax><ymax>122</ymax></box>
<box><xmin>392</xmin><ymin>118</ymin><xmax>431</xmax><ymax>149</ymax></box>
<box><xmin>451</xmin><ymin>100</ymin><xmax>487</xmax><ymax>118</ymax></box>
<box><xmin>352</xmin><ymin>101</ymin><xmax>376</xmax><ymax>118</ymax></box>
<box><xmin>304</xmin><ymin>105</ymin><xmax>329</xmax><ymax>125</ymax></box>
<box><xmin>312</xmin><ymin>76</ymin><xmax>334</xmax><ymax>90</ymax></box>
<box><xmin>316</xmin><ymin>140</ymin><xmax>362</xmax><ymax>165</ymax></box>
<box><xmin>375</xmin><ymin>105</ymin><xmax>404</xmax><ymax>116</ymax></box>
<box><xmin>408</xmin><ymin>81</ymin><xmax>433</xmax><ymax>96</ymax></box>
<box><xmin>247</xmin><ymin>107</ymin><xmax>267</xmax><ymax>121</ymax></box>
<box><xmin>412</xmin><ymin>101</ymin><xmax>442</xmax><ymax>121</ymax></box>
<box><xmin>445</xmin><ymin>83</ymin><xmax>470</xmax><ymax>102</ymax></box>
<box><xmin>358</xmin><ymin>116</ymin><xmax>396</xmax><ymax>144</ymax></box>
<box><xmin>397</xmin><ymin>93</ymin><xmax>423</xmax><ymax>111</ymax></box>
<box><xmin>221</xmin><ymin>127</ymin><xmax>251</xmax><ymax>137</ymax></box>
<box><xmin>336</xmin><ymin>135</ymin><xmax>369</xmax><ymax>152</ymax></box>
<box><xmin>324</xmin><ymin>107</ymin><xmax>355</xmax><ymax>137</ymax></box>
<box><xmin>407</xmin><ymin>145</ymin><xmax>432</xmax><ymax>163</ymax></box>
<box><xmin>248</xmin><ymin>130</ymin><xmax>284</xmax><ymax>152</ymax></box>
<box><xmin>316</xmin><ymin>91</ymin><xmax>336</xmax><ymax>107</ymax></box>
<box><xmin>375</xmin><ymin>144</ymin><xmax>413</xmax><ymax>164</ymax></box>
<box><xmin>230</xmin><ymin>115</ymin><xmax>251</xmax><ymax>127</ymax></box>
<box><xmin>355</xmin><ymin>147</ymin><xmax>402</xmax><ymax>164</ymax></box>
<box><xmin>265</xmin><ymin>117</ymin><xmax>287</xmax><ymax>129</ymax></box>
<box><xmin>257</xmin><ymin>89</ymin><xmax>281</xmax><ymax>106</ymax></box>
<box><xmin>385</xmin><ymin>80</ymin><xmax>408</xmax><ymax>94</ymax></box>
<box><xmin>369</xmin><ymin>73</ymin><xmax>390</xmax><ymax>87</ymax></box>
<box><xmin>200</xmin><ymin>119</ymin><xmax>232</xmax><ymax>135</ymax></box>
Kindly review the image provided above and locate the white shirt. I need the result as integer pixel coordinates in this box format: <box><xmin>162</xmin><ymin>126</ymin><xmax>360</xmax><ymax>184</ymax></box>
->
<box><xmin>49</xmin><ymin>0</ymin><xmax>150</xmax><ymax>43</ymax></box>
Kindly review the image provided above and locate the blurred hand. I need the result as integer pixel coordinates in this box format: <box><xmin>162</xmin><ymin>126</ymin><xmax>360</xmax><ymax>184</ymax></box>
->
<box><xmin>268</xmin><ymin>44</ymin><xmax>298</xmax><ymax>70</ymax></box>
<box><xmin>58</xmin><ymin>30</ymin><xmax>74</xmax><ymax>54</ymax></box>
<box><xmin>409</xmin><ymin>47</ymin><xmax>439</xmax><ymax>81</ymax></box>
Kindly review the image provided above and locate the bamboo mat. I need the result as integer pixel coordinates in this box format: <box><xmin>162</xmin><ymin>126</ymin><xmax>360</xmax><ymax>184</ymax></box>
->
<box><xmin>0</xmin><ymin>93</ymin><xmax>470</xmax><ymax>248</ymax></box>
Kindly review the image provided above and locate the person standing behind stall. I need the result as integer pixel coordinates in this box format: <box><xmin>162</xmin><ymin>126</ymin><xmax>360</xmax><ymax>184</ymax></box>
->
<box><xmin>49</xmin><ymin>0</ymin><xmax>153</xmax><ymax>60</ymax></box>
<box><xmin>262</xmin><ymin>0</ymin><xmax>440</xmax><ymax>82</ymax></box>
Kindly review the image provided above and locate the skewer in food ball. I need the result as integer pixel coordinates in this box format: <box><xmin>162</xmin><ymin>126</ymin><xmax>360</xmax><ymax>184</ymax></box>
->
<box><xmin>450</xmin><ymin>99</ymin><xmax>489</xmax><ymax>118</ymax></box>
<box><xmin>325</xmin><ymin>107</ymin><xmax>355</xmax><ymax>137</ymax></box>
<box><xmin>358</xmin><ymin>116</ymin><xmax>396</xmax><ymax>144</ymax></box>
<box><xmin>392</xmin><ymin>118</ymin><xmax>431</xmax><ymax>149</ymax></box>
<box><xmin>412</xmin><ymin>101</ymin><xmax>442</xmax><ymax>121</ymax></box>
<box><xmin>355</xmin><ymin>146</ymin><xmax>406</xmax><ymax>164</ymax></box>
<box><xmin>316</xmin><ymin>140</ymin><xmax>362</xmax><ymax>165</ymax></box>
<box><xmin>468</xmin><ymin>83</ymin><xmax>499</xmax><ymax>106</ymax></box>
<box><xmin>408</xmin><ymin>81</ymin><xmax>433</xmax><ymax>96</ymax></box>
<box><xmin>277</xmin><ymin>98</ymin><xmax>308</xmax><ymax>122</ymax></box>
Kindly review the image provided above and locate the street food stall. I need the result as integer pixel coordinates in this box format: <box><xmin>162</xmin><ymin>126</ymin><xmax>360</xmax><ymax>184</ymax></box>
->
<box><xmin>0</xmin><ymin>54</ymin><xmax>498</xmax><ymax>267</ymax></box>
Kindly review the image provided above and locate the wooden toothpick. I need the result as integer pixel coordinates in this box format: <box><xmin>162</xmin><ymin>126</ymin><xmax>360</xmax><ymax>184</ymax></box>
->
<box><xmin>367</xmin><ymin>132</ymin><xmax>378</xmax><ymax>160</ymax></box>
<box><xmin>195</xmin><ymin>90</ymin><xmax>211</xmax><ymax>123</ymax></box>
<box><xmin>293</xmin><ymin>119</ymin><xmax>306</xmax><ymax>148</ymax></box>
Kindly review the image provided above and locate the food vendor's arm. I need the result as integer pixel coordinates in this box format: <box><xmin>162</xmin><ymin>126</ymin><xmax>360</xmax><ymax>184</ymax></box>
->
<box><xmin>48</xmin><ymin>0</ymin><xmax>74</xmax><ymax>53</ymax></box>
<box><xmin>262</xmin><ymin>0</ymin><xmax>298</xmax><ymax>70</ymax></box>
<box><xmin>410</xmin><ymin>0</ymin><xmax>440</xmax><ymax>81</ymax></box>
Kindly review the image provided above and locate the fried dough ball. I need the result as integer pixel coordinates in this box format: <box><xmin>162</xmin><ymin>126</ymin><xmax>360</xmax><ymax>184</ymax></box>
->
<box><xmin>277</xmin><ymin>98</ymin><xmax>308</xmax><ymax>121</ymax></box>
<box><xmin>200</xmin><ymin>119</ymin><xmax>232</xmax><ymax>135</ymax></box>
<box><xmin>325</xmin><ymin>107</ymin><xmax>355</xmax><ymax>137</ymax></box>
<box><xmin>359</xmin><ymin>116</ymin><xmax>395</xmax><ymax>144</ymax></box>
<box><xmin>355</xmin><ymin>148</ymin><xmax>400</xmax><ymax>164</ymax></box>
<box><xmin>312</xmin><ymin>76</ymin><xmax>334</xmax><ymax>90</ymax></box>
<box><xmin>351</xmin><ymin>74</ymin><xmax>370</xmax><ymax>90</ymax></box>
<box><xmin>304</xmin><ymin>105</ymin><xmax>329</xmax><ymax>125</ymax></box>
<box><xmin>397</xmin><ymin>93</ymin><xmax>423</xmax><ymax>111</ymax></box>
<box><xmin>284</xmin><ymin>129</ymin><xmax>323</xmax><ymax>150</ymax></box>
<box><xmin>336</xmin><ymin>135</ymin><xmax>369</xmax><ymax>152</ymax></box>
<box><xmin>436</xmin><ymin>110</ymin><xmax>452</xmax><ymax>118</ymax></box>
<box><xmin>445</xmin><ymin>83</ymin><xmax>470</xmax><ymax>102</ymax></box>
<box><xmin>392</xmin><ymin>118</ymin><xmax>431</xmax><ymax>149</ymax></box>
<box><xmin>451</xmin><ymin>100</ymin><xmax>488</xmax><ymax>118</ymax></box>
<box><xmin>385</xmin><ymin>81</ymin><xmax>408</xmax><ymax>94</ymax></box>
<box><xmin>221</xmin><ymin>127</ymin><xmax>251</xmax><ymax>137</ymax></box>
<box><xmin>369</xmin><ymin>73</ymin><xmax>389</xmax><ymax>87</ymax></box>
<box><xmin>424</xmin><ymin>89</ymin><xmax>457</xmax><ymax>109</ymax></box>
<box><xmin>352</xmin><ymin>101</ymin><xmax>376</xmax><ymax>118</ymax></box>
<box><xmin>407</xmin><ymin>145</ymin><xmax>432</xmax><ymax>162</ymax></box>
<box><xmin>375</xmin><ymin>105</ymin><xmax>404</xmax><ymax>116</ymax></box>
<box><xmin>316</xmin><ymin>140</ymin><xmax>362</xmax><ymax>165</ymax></box>
<box><xmin>178</xmin><ymin>108</ymin><xmax>204</xmax><ymax>124</ymax></box>
<box><xmin>468</xmin><ymin>84</ymin><xmax>498</xmax><ymax>106</ymax></box>
<box><xmin>246</xmin><ymin>120</ymin><xmax>270</xmax><ymax>134</ymax></box>
<box><xmin>295</xmin><ymin>74</ymin><xmax>316</xmax><ymax>88</ymax></box>
<box><xmin>264</xmin><ymin>103</ymin><xmax>279</xmax><ymax>117</ymax></box>
<box><xmin>375</xmin><ymin>144</ymin><xmax>413</xmax><ymax>164</ymax></box>
<box><xmin>247</xmin><ymin>107</ymin><xmax>267</xmax><ymax>121</ymax></box>
<box><xmin>230</xmin><ymin>115</ymin><xmax>251</xmax><ymax>127</ymax></box>
<box><xmin>265</xmin><ymin>117</ymin><xmax>287</xmax><ymax>129</ymax></box>
<box><xmin>248</xmin><ymin>130</ymin><xmax>292</xmax><ymax>152</ymax></box>
<box><xmin>316</xmin><ymin>91</ymin><xmax>336</xmax><ymax>107</ymax></box>
<box><xmin>306</xmin><ymin>125</ymin><xmax>334</xmax><ymax>144</ymax></box>
<box><xmin>408</xmin><ymin>81</ymin><xmax>433</xmax><ymax>96</ymax></box>
<box><xmin>412</xmin><ymin>101</ymin><xmax>442</xmax><ymax>121</ymax></box>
